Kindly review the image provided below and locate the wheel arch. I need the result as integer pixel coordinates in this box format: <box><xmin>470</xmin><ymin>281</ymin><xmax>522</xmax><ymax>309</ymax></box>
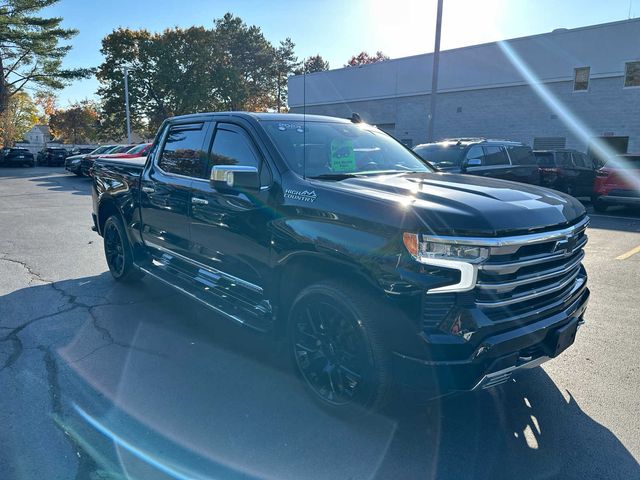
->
<box><xmin>271</xmin><ymin>251</ymin><xmax>386</xmax><ymax>337</ymax></box>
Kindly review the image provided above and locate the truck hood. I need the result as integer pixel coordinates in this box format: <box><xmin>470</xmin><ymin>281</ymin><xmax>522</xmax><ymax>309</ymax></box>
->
<box><xmin>321</xmin><ymin>172</ymin><xmax>586</xmax><ymax>236</ymax></box>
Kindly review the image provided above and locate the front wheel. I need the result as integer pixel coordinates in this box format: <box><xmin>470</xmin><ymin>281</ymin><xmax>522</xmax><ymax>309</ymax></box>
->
<box><xmin>288</xmin><ymin>280</ymin><xmax>392</xmax><ymax>416</ymax></box>
<box><xmin>103</xmin><ymin>215</ymin><xmax>143</xmax><ymax>282</ymax></box>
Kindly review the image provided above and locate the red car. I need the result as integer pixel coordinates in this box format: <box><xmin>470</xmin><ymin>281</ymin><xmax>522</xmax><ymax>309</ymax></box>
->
<box><xmin>592</xmin><ymin>154</ymin><xmax>640</xmax><ymax>212</ymax></box>
<box><xmin>101</xmin><ymin>143</ymin><xmax>151</xmax><ymax>159</ymax></box>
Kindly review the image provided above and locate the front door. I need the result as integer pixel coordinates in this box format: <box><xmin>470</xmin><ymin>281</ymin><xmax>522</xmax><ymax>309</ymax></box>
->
<box><xmin>139</xmin><ymin>122</ymin><xmax>209</xmax><ymax>259</ymax></box>
<box><xmin>188</xmin><ymin>122</ymin><xmax>274</xmax><ymax>328</ymax></box>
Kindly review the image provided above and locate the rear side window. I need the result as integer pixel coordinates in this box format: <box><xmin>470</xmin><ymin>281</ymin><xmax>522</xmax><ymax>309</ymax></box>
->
<box><xmin>534</xmin><ymin>152</ymin><xmax>555</xmax><ymax>167</ymax></box>
<box><xmin>158</xmin><ymin>123</ymin><xmax>207</xmax><ymax>177</ymax></box>
<box><xmin>208</xmin><ymin>126</ymin><xmax>259</xmax><ymax>175</ymax></box>
<box><xmin>505</xmin><ymin>146</ymin><xmax>536</xmax><ymax>165</ymax></box>
<box><xmin>572</xmin><ymin>153</ymin><xmax>589</xmax><ymax>168</ymax></box>
<box><xmin>556</xmin><ymin>152</ymin><xmax>573</xmax><ymax>167</ymax></box>
<box><xmin>482</xmin><ymin>146</ymin><xmax>510</xmax><ymax>166</ymax></box>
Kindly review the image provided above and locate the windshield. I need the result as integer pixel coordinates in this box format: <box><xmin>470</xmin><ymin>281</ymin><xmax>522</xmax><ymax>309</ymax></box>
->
<box><xmin>413</xmin><ymin>144</ymin><xmax>466</xmax><ymax>168</ymax></box>
<box><xmin>612</xmin><ymin>155</ymin><xmax>640</xmax><ymax>169</ymax></box>
<box><xmin>263</xmin><ymin>120</ymin><xmax>431</xmax><ymax>177</ymax></box>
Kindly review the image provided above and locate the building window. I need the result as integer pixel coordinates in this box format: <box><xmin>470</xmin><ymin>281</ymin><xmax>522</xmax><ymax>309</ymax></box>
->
<box><xmin>624</xmin><ymin>61</ymin><xmax>640</xmax><ymax>87</ymax></box>
<box><xmin>573</xmin><ymin>67</ymin><xmax>590</xmax><ymax>91</ymax></box>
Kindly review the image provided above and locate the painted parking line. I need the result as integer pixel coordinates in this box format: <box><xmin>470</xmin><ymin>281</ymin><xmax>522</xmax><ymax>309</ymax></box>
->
<box><xmin>616</xmin><ymin>244</ymin><xmax>640</xmax><ymax>260</ymax></box>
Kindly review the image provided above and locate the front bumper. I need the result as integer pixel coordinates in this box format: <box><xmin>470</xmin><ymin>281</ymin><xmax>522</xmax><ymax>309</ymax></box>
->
<box><xmin>392</xmin><ymin>286</ymin><xmax>589</xmax><ymax>397</ymax></box>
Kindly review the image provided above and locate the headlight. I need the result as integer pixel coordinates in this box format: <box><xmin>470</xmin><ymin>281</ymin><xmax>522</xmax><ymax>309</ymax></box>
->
<box><xmin>71</xmin><ymin>159</ymin><xmax>80</xmax><ymax>164</ymax></box>
<box><xmin>403</xmin><ymin>233</ymin><xmax>488</xmax><ymax>293</ymax></box>
<box><xmin>403</xmin><ymin>233</ymin><xmax>489</xmax><ymax>263</ymax></box>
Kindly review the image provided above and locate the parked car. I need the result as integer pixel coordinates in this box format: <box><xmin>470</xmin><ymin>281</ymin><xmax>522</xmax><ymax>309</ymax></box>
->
<box><xmin>0</xmin><ymin>147</ymin><xmax>35</xmax><ymax>167</ymax></box>
<box><xmin>91</xmin><ymin>113</ymin><xmax>590</xmax><ymax>416</ymax></box>
<box><xmin>80</xmin><ymin>145</ymin><xmax>131</xmax><ymax>176</ymax></box>
<box><xmin>533</xmin><ymin>149</ymin><xmax>596</xmax><ymax>198</ymax></box>
<box><xmin>592</xmin><ymin>154</ymin><xmax>640</xmax><ymax>212</ymax></box>
<box><xmin>101</xmin><ymin>142</ymin><xmax>152</xmax><ymax>159</ymax></box>
<box><xmin>69</xmin><ymin>147</ymin><xmax>96</xmax><ymax>156</ymax></box>
<box><xmin>65</xmin><ymin>145</ymin><xmax>116</xmax><ymax>176</ymax></box>
<box><xmin>413</xmin><ymin>139</ymin><xmax>541</xmax><ymax>185</ymax></box>
<box><xmin>37</xmin><ymin>147</ymin><xmax>69</xmax><ymax>166</ymax></box>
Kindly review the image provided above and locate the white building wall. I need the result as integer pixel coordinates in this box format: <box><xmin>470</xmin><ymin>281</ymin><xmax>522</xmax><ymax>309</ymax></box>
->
<box><xmin>288</xmin><ymin>19</ymin><xmax>640</xmax><ymax>152</ymax></box>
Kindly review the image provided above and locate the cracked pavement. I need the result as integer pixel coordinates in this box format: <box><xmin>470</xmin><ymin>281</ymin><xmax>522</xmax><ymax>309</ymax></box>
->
<box><xmin>1</xmin><ymin>167</ymin><xmax>639</xmax><ymax>479</ymax></box>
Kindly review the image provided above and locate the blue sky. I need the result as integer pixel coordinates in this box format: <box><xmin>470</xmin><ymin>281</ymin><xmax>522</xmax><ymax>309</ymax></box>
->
<box><xmin>44</xmin><ymin>0</ymin><xmax>639</xmax><ymax>106</ymax></box>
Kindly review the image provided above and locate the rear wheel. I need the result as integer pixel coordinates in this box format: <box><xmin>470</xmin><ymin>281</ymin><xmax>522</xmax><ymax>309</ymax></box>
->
<box><xmin>103</xmin><ymin>215</ymin><xmax>143</xmax><ymax>282</ymax></box>
<box><xmin>288</xmin><ymin>281</ymin><xmax>392</xmax><ymax>416</ymax></box>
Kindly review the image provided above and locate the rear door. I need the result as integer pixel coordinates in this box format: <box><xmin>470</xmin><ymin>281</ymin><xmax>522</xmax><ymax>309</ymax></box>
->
<box><xmin>570</xmin><ymin>152</ymin><xmax>595</xmax><ymax>197</ymax></box>
<box><xmin>188</xmin><ymin>121</ymin><xmax>274</xmax><ymax>329</ymax></box>
<box><xmin>503</xmin><ymin>145</ymin><xmax>541</xmax><ymax>185</ymax></box>
<box><xmin>139</xmin><ymin>122</ymin><xmax>209</xmax><ymax>259</ymax></box>
<box><xmin>467</xmin><ymin>145</ymin><xmax>512</xmax><ymax>180</ymax></box>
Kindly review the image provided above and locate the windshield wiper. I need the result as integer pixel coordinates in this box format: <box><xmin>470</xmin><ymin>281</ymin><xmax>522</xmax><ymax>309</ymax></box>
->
<box><xmin>307</xmin><ymin>173</ymin><xmax>357</xmax><ymax>180</ymax></box>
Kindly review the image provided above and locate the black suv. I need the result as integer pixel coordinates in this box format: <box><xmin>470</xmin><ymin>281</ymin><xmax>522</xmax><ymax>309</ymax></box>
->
<box><xmin>533</xmin><ymin>149</ymin><xmax>596</xmax><ymax>198</ymax></box>
<box><xmin>91</xmin><ymin>113</ymin><xmax>589</xmax><ymax>416</ymax></box>
<box><xmin>37</xmin><ymin>147</ymin><xmax>69</xmax><ymax>166</ymax></box>
<box><xmin>414</xmin><ymin>139</ymin><xmax>541</xmax><ymax>186</ymax></box>
<box><xmin>0</xmin><ymin>147</ymin><xmax>35</xmax><ymax>167</ymax></box>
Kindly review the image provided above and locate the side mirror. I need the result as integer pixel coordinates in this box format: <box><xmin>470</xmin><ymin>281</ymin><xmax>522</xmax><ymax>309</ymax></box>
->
<box><xmin>465</xmin><ymin>158</ymin><xmax>482</xmax><ymax>169</ymax></box>
<box><xmin>211</xmin><ymin>165</ymin><xmax>260</xmax><ymax>191</ymax></box>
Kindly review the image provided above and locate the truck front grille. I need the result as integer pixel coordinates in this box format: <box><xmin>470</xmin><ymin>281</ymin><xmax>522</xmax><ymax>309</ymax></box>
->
<box><xmin>475</xmin><ymin>221</ymin><xmax>588</xmax><ymax>321</ymax></box>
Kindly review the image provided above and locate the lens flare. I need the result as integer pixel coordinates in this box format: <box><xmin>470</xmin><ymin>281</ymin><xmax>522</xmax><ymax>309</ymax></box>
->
<box><xmin>497</xmin><ymin>40</ymin><xmax>640</xmax><ymax>192</ymax></box>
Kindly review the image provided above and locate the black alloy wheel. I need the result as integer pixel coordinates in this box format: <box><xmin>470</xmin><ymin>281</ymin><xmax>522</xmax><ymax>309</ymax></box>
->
<box><xmin>103</xmin><ymin>215</ymin><xmax>143</xmax><ymax>282</ymax></box>
<box><xmin>288</xmin><ymin>281</ymin><xmax>392</xmax><ymax>415</ymax></box>
<box><xmin>104</xmin><ymin>220</ymin><xmax>126</xmax><ymax>277</ymax></box>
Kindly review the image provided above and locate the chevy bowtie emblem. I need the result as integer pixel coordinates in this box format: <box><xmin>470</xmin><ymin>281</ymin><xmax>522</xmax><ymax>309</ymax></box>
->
<box><xmin>554</xmin><ymin>235</ymin><xmax>577</xmax><ymax>255</ymax></box>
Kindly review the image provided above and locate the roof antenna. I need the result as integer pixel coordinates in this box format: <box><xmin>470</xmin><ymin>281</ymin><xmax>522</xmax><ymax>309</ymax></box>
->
<box><xmin>350</xmin><ymin>112</ymin><xmax>362</xmax><ymax>123</ymax></box>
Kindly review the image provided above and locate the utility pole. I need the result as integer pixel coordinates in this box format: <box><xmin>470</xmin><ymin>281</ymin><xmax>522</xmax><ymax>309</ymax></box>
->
<box><xmin>124</xmin><ymin>66</ymin><xmax>132</xmax><ymax>144</ymax></box>
<box><xmin>427</xmin><ymin>0</ymin><xmax>444</xmax><ymax>143</ymax></box>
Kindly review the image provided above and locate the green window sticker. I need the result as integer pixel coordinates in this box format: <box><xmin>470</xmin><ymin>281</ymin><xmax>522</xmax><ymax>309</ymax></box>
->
<box><xmin>330</xmin><ymin>139</ymin><xmax>356</xmax><ymax>172</ymax></box>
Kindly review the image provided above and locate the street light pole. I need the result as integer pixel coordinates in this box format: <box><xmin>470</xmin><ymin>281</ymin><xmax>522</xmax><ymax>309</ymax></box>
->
<box><xmin>427</xmin><ymin>0</ymin><xmax>444</xmax><ymax>143</ymax></box>
<box><xmin>124</xmin><ymin>66</ymin><xmax>132</xmax><ymax>144</ymax></box>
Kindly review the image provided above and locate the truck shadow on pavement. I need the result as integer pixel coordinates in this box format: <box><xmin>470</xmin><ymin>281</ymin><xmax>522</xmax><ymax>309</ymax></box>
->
<box><xmin>1</xmin><ymin>273</ymin><xmax>638</xmax><ymax>480</ymax></box>
<box><xmin>28</xmin><ymin>173</ymin><xmax>91</xmax><ymax>196</ymax></box>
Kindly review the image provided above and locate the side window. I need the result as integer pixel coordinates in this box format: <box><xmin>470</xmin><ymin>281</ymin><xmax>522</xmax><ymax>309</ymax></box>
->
<box><xmin>571</xmin><ymin>153</ymin><xmax>586</xmax><ymax>168</ymax></box>
<box><xmin>208</xmin><ymin>126</ymin><xmax>259</xmax><ymax>175</ymax></box>
<box><xmin>556</xmin><ymin>152</ymin><xmax>573</xmax><ymax>167</ymax></box>
<box><xmin>483</xmin><ymin>146</ymin><xmax>510</xmax><ymax>166</ymax></box>
<box><xmin>158</xmin><ymin>124</ymin><xmax>207</xmax><ymax>177</ymax></box>
<box><xmin>465</xmin><ymin>146</ymin><xmax>485</xmax><ymax>166</ymax></box>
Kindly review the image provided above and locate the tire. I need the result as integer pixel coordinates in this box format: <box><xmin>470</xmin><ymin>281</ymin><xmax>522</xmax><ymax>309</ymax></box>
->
<box><xmin>287</xmin><ymin>280</ymin><xmax>393</xmax><ymax>417</ymax></box>
<box><xmin>103</xmin><ymin>215</ymin><xmax>143</xmax><ymax>282</ymax></box>
<box><xmin>591</xmin><ymin>195</ymin><xmax>608</xmax><ymax>213</ymax></box>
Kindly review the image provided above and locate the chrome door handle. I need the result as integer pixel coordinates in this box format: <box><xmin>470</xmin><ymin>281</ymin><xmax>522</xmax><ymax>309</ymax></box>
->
<box><xmin>142</xmin><ymin>186</ymin><xmax>155</xmax><ymax>193</ymax></box>
<box><xmin>192</xmin><ymin>197</ymin><xmax>209</xmax><ymax>205</ymax></box>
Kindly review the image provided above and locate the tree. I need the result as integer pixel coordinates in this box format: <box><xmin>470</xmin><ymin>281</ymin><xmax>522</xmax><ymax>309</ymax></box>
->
<box><xmin>273</xmin><ymin>38</ymin><xmax>300</xmax><ymax>112</ymax></box>
<box><xmin>96</xmin><ymin>13</ymin><xmax>292</xmax><ymax>136</ymax></box>
<box><xmin>0</xmin><ymin>0</ymin><xmax>93</xmax><ymax>116</ymax></box>
<box><xmin>294</xmin><ymin>55</ymin><xmax>330</xmax><ymax>75</ymax></box>
<box><xmin>346</xmin><ymin>51</ymin><xmax>390</xmax><ymax>67</ymax></box>
<box><xmin>49</xmin><ymin>100</ymin><xmax>99</xmax><ymax>144</ymax></box>
<box><xmin>0</xmin><ymin>90</ymin><xmax>37</xmax><ymax>146</ymax></box>
<box><xmin>34</xmin><ymin>90</ymin><xmax>57</xmax><ymax>124</ymax></box>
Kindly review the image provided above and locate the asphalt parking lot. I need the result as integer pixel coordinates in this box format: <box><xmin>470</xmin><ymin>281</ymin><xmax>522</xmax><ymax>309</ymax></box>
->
<box><xmin>1</xmin><ymin>166</ymin><xmax>639</xmax><ymax>480</ymax></box>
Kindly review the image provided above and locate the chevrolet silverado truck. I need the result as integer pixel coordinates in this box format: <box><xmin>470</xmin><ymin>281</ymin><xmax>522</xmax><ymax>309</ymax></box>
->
<box><xmin>91</xmin><ymin>112</ymin><xmax>590</xmax><ymax>416</ymax></box>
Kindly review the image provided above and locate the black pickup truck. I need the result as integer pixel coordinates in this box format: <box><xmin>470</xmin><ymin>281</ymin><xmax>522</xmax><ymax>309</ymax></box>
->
<box><xmin>91</xmin><ymin>112</ymin><xmax>590</xmax><ymax>416</ymax></box>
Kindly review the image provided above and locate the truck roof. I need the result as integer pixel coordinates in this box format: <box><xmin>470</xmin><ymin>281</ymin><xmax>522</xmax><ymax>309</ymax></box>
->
<box><xmin>168</xmin><ymin>111</ymin><xmax>352</xmax><ymax>124</ymax></box>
